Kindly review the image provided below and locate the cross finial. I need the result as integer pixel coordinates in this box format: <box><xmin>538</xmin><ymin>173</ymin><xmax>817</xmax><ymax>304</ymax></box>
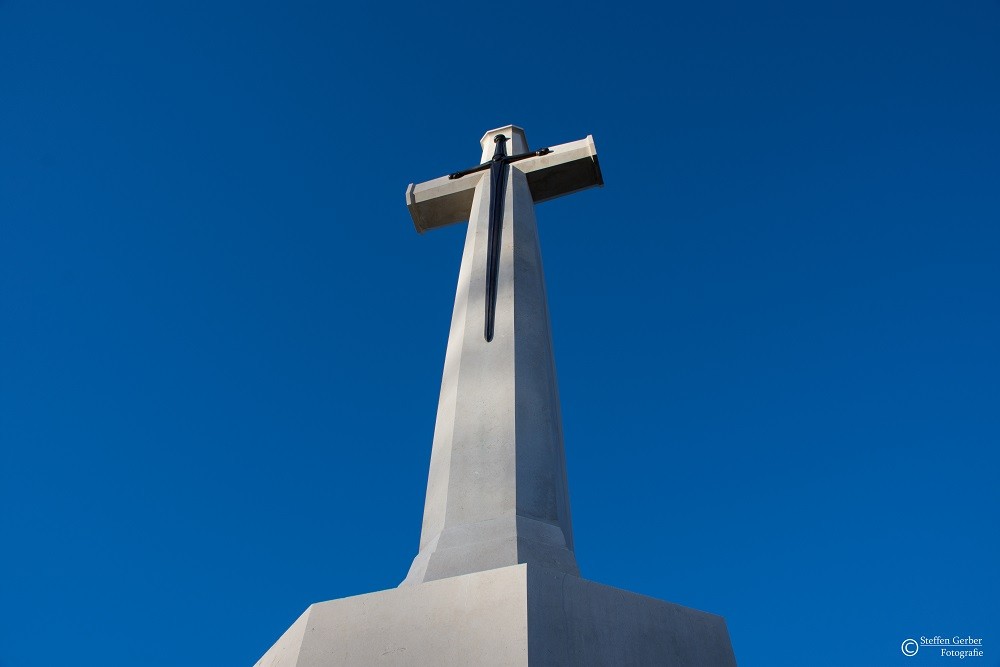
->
<box><xmin>479</xmin><ymin>125</ymin><xmax>528</xmax><ymax>162</ymax></box>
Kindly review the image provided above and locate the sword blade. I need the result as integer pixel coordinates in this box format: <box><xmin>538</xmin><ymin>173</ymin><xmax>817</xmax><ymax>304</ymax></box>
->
<box><xmin>484</xmin><ymin>158</ymin><xmax>508</xmax><ymax>342</ymax></box>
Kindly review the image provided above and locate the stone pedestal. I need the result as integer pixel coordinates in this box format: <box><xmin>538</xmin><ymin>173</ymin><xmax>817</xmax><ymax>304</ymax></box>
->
<box><xmin>254</xmin><ymin>564</ymin><xmax>737</xmax><ymax>667</ymax></box>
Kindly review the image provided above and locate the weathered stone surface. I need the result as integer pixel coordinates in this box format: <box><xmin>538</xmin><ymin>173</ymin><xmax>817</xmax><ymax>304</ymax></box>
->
<box><xmin>255</xmin><ymin>564</ymin><xmax>737</xmax><ymax>667</ymax></box>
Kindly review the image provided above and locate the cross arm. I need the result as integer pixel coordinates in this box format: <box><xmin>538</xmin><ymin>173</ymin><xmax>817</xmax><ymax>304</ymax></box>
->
<box><xmin>516</xmin><ymin>135</ymin><xmax>603</xmax><ymax>205</ymax></box>
<box><xmin>405</xmin><ymin>170</ymin><xmax>482</xmax><ymax>234</ymax></box>
<box><xmin>405</xmin><ymin>135</ymin><xmax>603</xmax><ymax>233</ymax></box>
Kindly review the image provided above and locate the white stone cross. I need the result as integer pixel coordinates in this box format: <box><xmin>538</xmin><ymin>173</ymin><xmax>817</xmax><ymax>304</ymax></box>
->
<box><xmin>255</xmin><ymin>127</ymin><xmax>736</xmax><ymax>667</ymax></box>
<box><xmin>402</xmin><ymin>125</ymin><xmax>602</xmax><ymax>585</ymax></box>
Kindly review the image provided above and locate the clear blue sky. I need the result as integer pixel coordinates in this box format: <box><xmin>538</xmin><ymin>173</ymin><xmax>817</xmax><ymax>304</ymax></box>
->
<box><xmin>1</xmin><ymin>1</ymin><xmax>997</xmax><ymax>666</ymax></box>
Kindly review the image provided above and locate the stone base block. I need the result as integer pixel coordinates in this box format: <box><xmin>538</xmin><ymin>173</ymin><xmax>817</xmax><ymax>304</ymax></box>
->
<box><xmin>255</xmin><ymin>564</ymin><xmax>736</xmax><ymax>666</ymax></box>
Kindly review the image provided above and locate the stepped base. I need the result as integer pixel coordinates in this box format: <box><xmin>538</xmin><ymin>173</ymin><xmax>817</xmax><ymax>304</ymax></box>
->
<box><xmin>254</xmin><ymin>564</ymin><xmax>736</xmax><ymax>666</ymax></box>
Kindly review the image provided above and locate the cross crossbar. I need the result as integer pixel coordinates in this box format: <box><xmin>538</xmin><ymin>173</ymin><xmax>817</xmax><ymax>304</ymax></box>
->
<box><xmin>405</xmin><ymin>135</ymin><xmax>603</xmax><ymax>233</ymax></box>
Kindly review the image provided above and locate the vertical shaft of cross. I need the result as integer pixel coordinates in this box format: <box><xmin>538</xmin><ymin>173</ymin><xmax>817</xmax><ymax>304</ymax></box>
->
<box><xmin>402</xmin><ymin>126</ymin><xmax>579</xmax><ymax>585</ymax></box>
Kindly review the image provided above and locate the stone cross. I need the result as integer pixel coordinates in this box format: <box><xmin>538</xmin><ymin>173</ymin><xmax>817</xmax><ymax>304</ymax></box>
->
<box><xmin>255</xmin><ymin>126</ymin><xmax>736</xmax><ymax>667</ymax></box>
<box><xmin>402</xmin><ymin>126</ymin><xmax>602</xmax><ymax>585</ymax></box>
